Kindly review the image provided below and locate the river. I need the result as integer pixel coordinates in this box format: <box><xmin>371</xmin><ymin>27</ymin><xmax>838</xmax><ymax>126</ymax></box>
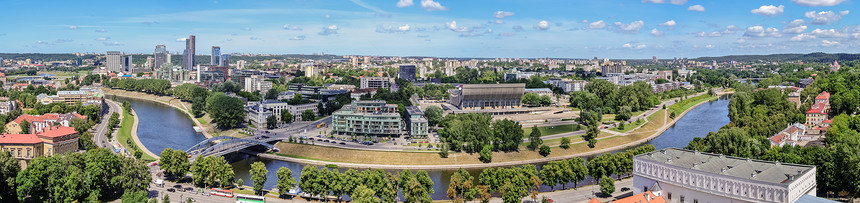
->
<box><xmin>126</xmin><ymin>95</ymin><xmax>730</xmax><ymax>200</ymax></box>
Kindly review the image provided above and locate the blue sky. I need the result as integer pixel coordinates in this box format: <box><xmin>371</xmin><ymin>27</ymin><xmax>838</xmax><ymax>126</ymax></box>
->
<box><xmin>1</xmin><ymin>0</ymin><xmax>858</xmax><ymax>58</ymax></box>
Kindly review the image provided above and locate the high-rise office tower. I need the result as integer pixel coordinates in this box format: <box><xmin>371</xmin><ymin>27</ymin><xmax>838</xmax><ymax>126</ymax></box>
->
<box><xmin>220</xmin><ymin>54</ymin><xmax>229</xmax><ymax>67</ymax></box>
<box><xmin>186</xmin><ymin>35</ymin><xmax>196</xmax><ymax>55</ymax></box>
<box><xmin>182</xmin><ymin>35</ymin><xmax>196</xmax><ymax>70</ymax></box>
<box><xmin>106</xmin><ymin>51</ymin><xmax>122</xmax><ymax>73</ymax></box>
<box><xmin>154</xmin><ymin>45</ymin><xmax>167</xmax><ymax>70</ymax></box>
<box><xmin>183</xmin><ymin>49</ymin><xmax>193</xmax><ymax>70</ymax></box>
<box><xmin>121</xmin><ymin>55</ymin><xmax>133</xmax><ymax>72</ymax></box>
<box><xmin>211</xmin><ymin>46</ymin><xmax>221</xmax><ymax>65</ymax></box>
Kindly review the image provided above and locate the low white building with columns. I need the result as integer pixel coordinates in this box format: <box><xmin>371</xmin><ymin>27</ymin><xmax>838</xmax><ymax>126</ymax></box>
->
<box><xmin>632</xmin><ymin>148</ymin><xmax>823</xmax><ymax>203</ymax></box>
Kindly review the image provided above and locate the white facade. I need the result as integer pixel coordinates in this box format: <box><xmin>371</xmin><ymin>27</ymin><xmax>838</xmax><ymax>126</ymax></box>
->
<box><xmin>360</xmin><ymin>77</ymin><xmax>393</xmax><ymax>89</ymax></box>
<box><xmin>633</xmin><ymin>148</ymin><xmax>818</xmax><ymax>203</ymax></box>
<box><xmin>106</xmin><ymin>51</ymin><xmax>122</xmax><ymax>73</ymax></box>
<box><xmin>244</xmin><ymin>75</ymin><xmax>273</xmax><ymax>93</ymax></box>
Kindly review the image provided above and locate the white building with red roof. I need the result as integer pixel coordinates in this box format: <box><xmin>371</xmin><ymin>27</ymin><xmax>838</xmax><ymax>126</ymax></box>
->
<box><xmin>768</xmin><ymin>123</ymin><xmax>807</xmax><ymax>147</ymax></box>
<box><xmin>4</xmin><ymin>113</ymin><xmax>87</xmax><ymax>134</ymax></box>
<box><xmin>805</xmin><ymin>92</ymin><xmax>830</xmax><ymax>127</ymax></box>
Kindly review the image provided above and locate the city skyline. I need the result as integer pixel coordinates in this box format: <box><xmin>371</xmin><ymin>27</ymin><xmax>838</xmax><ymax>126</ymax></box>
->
<box><xmin>1</xmin><ymin>0</ymin><xmax>858</xmax><ymax>58</ymax></box>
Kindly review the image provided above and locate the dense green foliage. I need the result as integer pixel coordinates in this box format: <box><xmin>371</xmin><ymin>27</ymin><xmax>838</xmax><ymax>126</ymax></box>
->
<box><xmin>424</xmin><ymin>106</ymin><xmax>443</xmax><ymax>127</ymax></box>
<box><xmin>158</xmin><ymin>148</ymin><xmax>190</xmax><ymax>179</ymax></box>
<box><xmin>205</xmin><ymin>92</ymin><xmax>246</xmax><ymax>129</ymax></box>
<box><xmin>104</xmin><ymin>78</ymin><xmax>171</xmax><ymax>95</ymax></box>
<box><xmin>15</xmin><ymin>148</ymin><xmax>150</xmax><ymax>202</ymax></box>
<box><xmin>570</xmin><ymin>80</ymin><xmax>660</xmax><ymax>114</ymax></box>
<box><xmin>438</xmin><ymin>113</ymin><xmax>523</xmax><ymax>153</ymax></box>
<box><xmin>250</xmin><ymin>161</ymin><xmax>268</xmax><ymax>195</ymax></box>
<box><xmin>276</xmin><ymin>167</ymin><xmax>296</xmax><ymax>198</ymax></box>
<box><xmin>190</xmin><ymin>155</ymin><xmax>234</xmax><ymax>188</ymax></box>
<box><xmin>538</xmin><ymin>145</ymin><xmax>551</xmax><ymax>157</ymax></box>
<box><xmin>599</xmin><ymin>175</ymin><xmax>615</xmax><ymax>195</ymax></box>
<box><xmin>0</xmin><ymin>151</ymin><xmax>20</xmax><ymax>201</ymax></box>
<box><xmin>522</xmin><ymin>93</ymin><xmax>551</xmax><ymax>107</ymax></box>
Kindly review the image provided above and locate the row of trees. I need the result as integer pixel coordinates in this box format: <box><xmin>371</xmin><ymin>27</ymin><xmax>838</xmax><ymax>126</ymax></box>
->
<box><xmin>104</xmin><ymin>78</ymin><xmax>171</xmax><ymax>95</ymax></box>
<box><xmin>521</xmin><ymin>93</ymin><xmax>551</xmax><ymax>107</ymax></box>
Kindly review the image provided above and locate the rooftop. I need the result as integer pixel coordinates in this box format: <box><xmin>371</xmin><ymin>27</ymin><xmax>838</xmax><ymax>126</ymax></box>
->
<box><xmin>0</xmin><ymin>134</ymin><xmax>43</xmax><ymax>144</ymax></box>
<box><xmin>635</xmin><ymin>148</ymin><xmax>815</xmax><ymax>185</ymax></box>
<box><xmin>815</xmin><ymin>91</ymin><xmax>830</xmax><ymax>100</ymax></box>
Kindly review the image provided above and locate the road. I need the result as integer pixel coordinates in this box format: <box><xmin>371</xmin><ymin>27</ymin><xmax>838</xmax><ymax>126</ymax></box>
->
<box><xmin>93</xmin><ymin>99</ymin><xmax>120</xmax><ymax>153</ymax></box>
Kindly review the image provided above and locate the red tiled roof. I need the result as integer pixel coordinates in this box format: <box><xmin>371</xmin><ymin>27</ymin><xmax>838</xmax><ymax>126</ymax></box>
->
<box><xmin>770</xmin><ymin>133</ymin><xmax>786</xmax><ymax>144</ymax></box>
<box><xmin>823</xmin><ymin>119</ymin><xmax>833</xmax><ymax>124</ymax></box>
<box><xmin>807</xmin><ymin>102</ymin><xmax>828</xmax><ymax>114</ymax></box>
<box><xmin>816</xmin><ymin>91</ymin><xmax>830</xmax><ymax>100</ymax></box>
<box><xmin>36</xmin><ymin>126</ymin><xmax>77</xmax><ymax>138</ymax></box>
<box><xmin>12</xmin><ymin>114</ymin><xmax>45</xmax><ymax>124</ymax></box>
<box><xmin>587</xmin><ymin>198</ymin><xmax>602</xmax><ymax>203</ymax></box>
<box><xmin>0</xmin><ymin>134</ymin><xmax>43</xmax><ymax>144</ymax></box>
<box><xmin>612</xmin><ymin>191</ymin><xmax>666</xmax><ymax>203</ymax></box>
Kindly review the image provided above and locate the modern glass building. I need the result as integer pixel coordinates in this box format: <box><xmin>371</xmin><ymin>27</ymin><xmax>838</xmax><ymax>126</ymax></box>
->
<box><xmin>332</xmin><ymin>100</ymin><xmax>402</xmax><ymax>137</ymax></box>
<box><xmin>154</xmin><ymin>45</ymin><xmax>167</xmax><ymax>70</ymax></box>
<box><xmin>211</xmin><ymin>46</ymin><xmax>221</xmax><ymax>65</ymax></box>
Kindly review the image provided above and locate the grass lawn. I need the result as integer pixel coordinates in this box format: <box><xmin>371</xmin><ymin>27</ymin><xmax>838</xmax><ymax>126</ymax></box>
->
<box><xmin>668</xmin><ymin>94</ymin><xmax>719</xmax><ymax>116</ymax></box>
<box><xmin>117</xmin><ymin>110</ymin><xmax>156</xmax><ymax>161</ymax></box>
<box><xmin>609</xmin><ymin>118</ymin><xmax>647</xmax><ymax>133</ymax></box>
<box><xmin>522</xmin><ymin>124</ymin><xmax>581</xmax><ymax>137</ymax></box>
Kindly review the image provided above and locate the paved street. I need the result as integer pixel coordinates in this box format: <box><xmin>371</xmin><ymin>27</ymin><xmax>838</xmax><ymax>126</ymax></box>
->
<box><xmin>94</xmin><ymin>99</ymin><xmax>121</xmax><ymax>153</ymax></box>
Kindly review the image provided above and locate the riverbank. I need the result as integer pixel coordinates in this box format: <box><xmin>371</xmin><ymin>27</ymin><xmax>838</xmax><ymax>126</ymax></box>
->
<box><xmin>264</xmin><ymin>93</ymin><xmax>731</xmax><ymax>170</ymax></box>
<box><xmin>113</xmin><ymin>100</ymin><xmax>157</xmax><ymax>161</ymax></box>
<box><xmin>129</xmin><ymin>108</ymin><xmax>159</xmax><ymax>159</ymax></box>
<box><xmin>102</xmin><ymin>88</ymin><xmax>219</xmax><ymax>139</ymax></box>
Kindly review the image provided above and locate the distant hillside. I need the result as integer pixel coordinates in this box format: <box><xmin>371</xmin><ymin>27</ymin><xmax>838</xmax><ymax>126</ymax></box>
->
<box><xmin>694</xmin><ymin>52</ymin><xmax>860</xmax><ymax>63</ymax></box>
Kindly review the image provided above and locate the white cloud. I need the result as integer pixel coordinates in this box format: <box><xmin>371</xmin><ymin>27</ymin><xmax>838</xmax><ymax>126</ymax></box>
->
<box><xmin>249</xmin><ymin>36</ymin><xmax>262</xmax><ymax>40</ymax></box>
<box><xmin>821</xmin><ymin>39</ymin><xmax>840</xmax><ymax>46</ymax></box>
<box><xmin>493</xmin><ymin>11</ymin><xmax>515</xmax><ymax>19</ymax></box>
<box><xmin>325</xmin><ymin>14</ymin><xmax>331</xmax><ymax>19</ymax></box>
<box><xmin>723</xmin><ymin>25</ymin><xmax>741</xmax><ymax>34</ymax></box>
<box><xmin>95</xmin><ymin>37</ymin><xmax>110</xmax><ymax>41</ymax></box>
<box><xmin>534</xmin><ymin>20</ymin><xmax>550</xmax><ymax>31</ymax></box>
<box><xmin>95</xmin><ymin>29</ymin><xmax>107</xmax><ymax>33</ymax></box>
<box><xmin>396</xmin><ymin>0</ymin><xmax>414</xmax><ymax>8</ymax></box>
<box><xmin>659</xmin><ymin>20</ymin><xmax>677</xmax><ymax>28</ymax></box>
<box><xmin>805</xmin><ymin>10</ymin><xmax>850</xmax><ymax>25</ymax></box>
<box><xmin>790</xmin><ymin>33</ymin><xmax>816</xmax><ymax>41</ymax></box>
<box><xmin>792</xmin><ymin>0</ymin><xmax>846</xmax><ymax>6</ymax></box>
<box><xmin>589</xmin><ymin>20</ymin><xmax>606</xmax><ymax>29</ymax></box>
<box><xmin>104</xmin><ymin>41</ymin><xmax>123</xmax><ymax>46</ymax></box>
<box><xmin>751</xmin><ymin>5</ymin><xmax>784</xmax><ymax>16</ymax></box>
<box><xmin>705</xmin><ymin>44</ymin><xmax>714</xmax><ymax>48</ymax></box>
<box><xmin>175</xmin><ymin>38</ymin><xmax>187</xmax><ymax>42</ymax></box>
<box><xmin>695</xmin><ymin>31</ymin><xmax>722</xmax><ymax>37</ymax></box>
<box><xmin>68</xmin><ymin>26</ymin><xmax>79</xmax><ymax>30</ymax></box>
<box><xmin>446</xmin><ymin>21</ymin><xmax>471</xmax><ymax>32</ymax></box>
<box><xmin>614</xmin><ymin>20</ymin><xmax>644</xmax><ymax>34</ymax></box>
<box><xmin>398</xmin><ymin>24</ymin><xmax>411</xmax><ymax>31</ymax></box>
<box><xmin>241</xmin><ymin>27</ymin><xmax>251</xmax><ymax>31</ymax></box>
<box><xmin>289</xmin><ymin>35</ymin><xmax>306</xmax><ymax>40</ymax></box>
<box><xmin>642</xmin><ymin>0</ymin><xmax>687</xmax><ymax>5</ymax></box>
<box><xmin>623</xmin><ymin>43</ymin><xmax>647</xmax><ymax>49</ymax></box>
<box><xmin>783</xmin><ymin>19</ymin><xmax>807</xmax><ymax>33</ymax></box>
<box><xmin>318</xmin><ymin>25</ymin><xmax>339</xmax><ymax>36</ymax></box>
<box><xmin>688</xmin><ymin>5</ymin><xmax>705</xmax><ymax>12</ymax></box>
<box><xmin>810</xmin><ymin>28</ymin><xmax>848</xmax><ymax>38</ymax></box>
<box><xmin>420</xmin><ymin>0</ymin><xmax>448</xmax><ymax>11</ymax></box>
<box><xmin>283</xmin><ymin>24</ymin><xmax>303</xmax><ymax>31</ymax></box>
<box><xmin>743</xmin><ymin>26</ymin><xmax>782</xmax><ymax>37</ymax></box>
<box><xmin>651</xmin><ymin>28</ymin><xmax>664</xmax><ymax>37</ymax></box>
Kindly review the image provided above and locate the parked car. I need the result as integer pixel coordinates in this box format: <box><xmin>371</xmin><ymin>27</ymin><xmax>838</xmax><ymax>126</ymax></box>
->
<box><xmin>167</xmin><ymin>188</ymin><xmax>175</xmax><ymax>192</ymax></box>
<box><xmin>185</xmin><ymin>187</ymin><xmax>194</xmax><ymax>193</ymax></box>
<box><xmin>339</xmin><ymin>142</ymin><xmax>346</xmax><ymax>145</ymax></box>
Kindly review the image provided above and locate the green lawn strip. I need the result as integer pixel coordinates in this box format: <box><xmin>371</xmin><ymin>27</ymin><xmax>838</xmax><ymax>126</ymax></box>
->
<box><xmin>668</xmin><ymin>94</ymin><xmax>718</xmax><ymax>115</ymax></box>
<box><xmin>609</xmin><ymin>119</ymin><xmax>647</xmax><ymax>133</ymax></box>
<box><xmin>522</xmin><ymin>124</ymin><xmax>581</xmax><ymax>137</ymax></box>
<box><xmin>117</xmin><ymin>111</ymin><xmax>156</xmax><ymax>161</ymax></box>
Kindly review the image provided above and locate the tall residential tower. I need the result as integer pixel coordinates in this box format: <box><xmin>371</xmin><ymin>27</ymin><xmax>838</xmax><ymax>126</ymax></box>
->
<box><xmin>105</xmin><ymin>51</ymin><xmax>122</xmax><ymax>73</ymax></box>
<box><xmin>182</xmin><ymin>35</ymin><xmax>196</xmax><ymax>70</ymax></box>
<box><xmin>210</xmin><ymin>46</ymin><xmax>220</xmax><ymax>65</ymax></box>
